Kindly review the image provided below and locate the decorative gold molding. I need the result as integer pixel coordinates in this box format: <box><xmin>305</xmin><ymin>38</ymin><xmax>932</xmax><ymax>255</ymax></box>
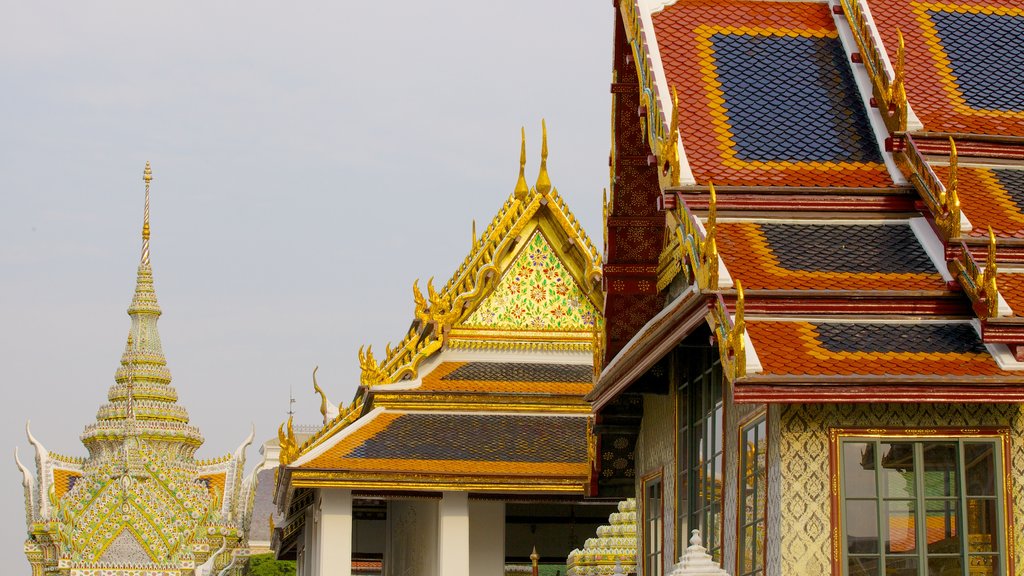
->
<box><xmin>672</xmin><ymin>182</ymin><xmax>719</xmax><ymax>291</ymax></box>
<box><xmin>290</xmin><ymin>470</ymin><xmax>586</xmax><ymax>493</ymax></box>
<box><xmin>839</xmin><ymin>0</ymin><xmax>908</xmax><ymax>133</ymax></box>
<box><xmin>712</xmin><ymin>280</ymin><xmax>746</xmax><ymax>383</ymax></box>
<box><xmin>657</xmin><ymin>86</ymin><xmax>681</xmax><ymax>187</ymax></box>
<box><xmin>950</xmin><ymin>226</ymin><xmax>999</xmax><ymax>318</ymax></box>
<box><xmin>896</xmin><ymin>136</ymin><xmax>961</xmax><ymax>242</ymax></box>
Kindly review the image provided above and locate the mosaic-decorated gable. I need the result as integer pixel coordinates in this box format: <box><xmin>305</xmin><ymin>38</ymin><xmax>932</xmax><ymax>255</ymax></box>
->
<box><xmin>462</xmin><ymin>230</ymin><xmax>598</xmax><ymax>332</ymax></box>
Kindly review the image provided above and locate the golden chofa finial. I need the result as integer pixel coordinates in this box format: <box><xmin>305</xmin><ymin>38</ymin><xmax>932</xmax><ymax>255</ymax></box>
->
<box><xmin>514</xmin><ymin>127</ymin><xmax>529</xmax><ymax>199</ymax></box>
<box><xmin>141</xmin><ymin>162</ymin><xmax>153</xmax><ymax>265</ymax></box>
<box><xmin>535</xmin><ymin>120</ymin><xmax>552</xmax><ymax>196</ymax></box>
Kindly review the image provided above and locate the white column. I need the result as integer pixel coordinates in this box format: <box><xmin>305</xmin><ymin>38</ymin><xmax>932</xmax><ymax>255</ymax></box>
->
<box><xmin>437</xmin><ymin>492</ymin><xmax>471</xmax><ymax>576</ymax></box>
<box><xmin>469</xmin><ymin>500</ymin><xmax>505</xmax><ymax>576</ymax></box>
<box><xmin>318</xmin><ymin>489</ymin><xmax>353</xmax><ymax>576</ymax></box>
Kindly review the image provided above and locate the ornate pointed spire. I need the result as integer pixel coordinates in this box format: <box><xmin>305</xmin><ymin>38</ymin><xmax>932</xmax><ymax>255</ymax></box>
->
<box><xmin>142</xmin><ymin>161</ymin><xmax>152</xmax><ymax>265</ymax></box>
<box><xmin>514</xmin><ymin>127</ymin><xmax>530</xmax><ymax>199</ymax></box>
<box><xmin>81</xmin><ymin>163</ymin><xmax>203</xmax><ymax>459</ymax></box>
<box><xmin>535</xmin><ymin>120</ymin><xmax>552</xmax><ymax>195</ymax></box>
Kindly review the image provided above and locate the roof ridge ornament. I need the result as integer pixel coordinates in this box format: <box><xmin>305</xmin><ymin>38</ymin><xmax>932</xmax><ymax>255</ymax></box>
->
<box><xmin>515</xmin><ymin>127</ymin><xmax>530</xmax><ymax>199</ymax></box>
<box><xmin>141</xmin><ymin>161</ymin><xmax>152</xmax><ymax>266</ymax></box>
<box><xmin>535</xmin><ymin>120</ymin><xmax>552</xmax><ymax>196</ymax></box>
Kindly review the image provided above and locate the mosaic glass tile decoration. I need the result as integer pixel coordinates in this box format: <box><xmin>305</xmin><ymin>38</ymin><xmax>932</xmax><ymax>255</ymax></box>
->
<box><xmin>929</xmin><ymin>10</ymin><xmax>1024</xmax><ymax>112</ymax></box>
<box><xmin>710</xmin><ymin>34</ymin><xmax>881</xmax><ymax>163</ymax></box>
<box><xmin>462</xmin><ymin>230</ymin><xmax>598</xmax><ymax>331</ymax></box>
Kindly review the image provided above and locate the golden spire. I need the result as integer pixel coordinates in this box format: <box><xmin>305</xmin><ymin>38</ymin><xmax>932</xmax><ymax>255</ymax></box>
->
<box><xmin>142</xmin><ymin>161</ymin><xmax>152</xmax><ymax>266</ymax></box>
<box><xmin>472</xmin><ymin>219</ymin><xmax>477</xmax><ymax>247</ymax></box>
<box><xmin>535</xmin><ymin>120</ymin><xmax>552</xmax><ymax>195</ymax></box>
<box><xmin>514</xmin><ymin>127</ymin><xmax>529</xmax><ymax>199</ymax></box>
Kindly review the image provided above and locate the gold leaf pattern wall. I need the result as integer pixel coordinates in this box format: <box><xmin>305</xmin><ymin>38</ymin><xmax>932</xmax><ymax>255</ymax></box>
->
<box><xmin>776</xmin><ymin>402</ymin><xmax>1024</xmax><ymax>575</ymax></box>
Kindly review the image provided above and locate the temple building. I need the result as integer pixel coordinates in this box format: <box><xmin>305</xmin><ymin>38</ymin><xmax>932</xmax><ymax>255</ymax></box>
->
<box><xmin>591</xmin><ymin>1</ymin><xmax>1024</xmax><ymax>576</ymax></box>
<box><xmin>272</xmin><ymin>126</ymin><xmax>627</xmax><ymax>576</ymax></box>
<box><xmin>17</xmin><ymin>164</ymin><xmax>254</xmax><ymax>576</ymax></box>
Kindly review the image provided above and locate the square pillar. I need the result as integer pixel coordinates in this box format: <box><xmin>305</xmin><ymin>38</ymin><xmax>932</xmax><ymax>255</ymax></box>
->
<box><xmin>318</xmin><ymin>489</ymin><xmax>353</xmax><ymax>576</ymax></box>
<box><xmin>469</xmin><ymin>500</ymin><xmax>505</xmax><ymax>575</ymax></box>
<box><xmin>437</xmin><ymin>492</ymin><xmax>470</xmax><ymax>576</ymax></box>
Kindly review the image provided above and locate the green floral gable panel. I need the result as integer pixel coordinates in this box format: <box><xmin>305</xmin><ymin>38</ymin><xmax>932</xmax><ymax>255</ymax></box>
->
<box><xmin>462</xmin><ymin>231</ymin><xmax>598</xmax><ymax>331</ymax></box>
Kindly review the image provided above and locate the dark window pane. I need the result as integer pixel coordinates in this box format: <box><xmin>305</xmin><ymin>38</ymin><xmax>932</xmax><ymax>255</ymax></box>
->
<box><xmin>924</xmin><ymin>499</ymin><xmax>961</xmax><ymax>555</ymax></box>
<box><xmin>926</xmin><ymin>556</ymin><xmax>962</xmax><ymax>576</ymax></box>
<box><xmin>967</xmin><ymin>498</ymin><xmax>999</xmax><ymax>553</ymax></box>
<box><xmin>922</xmin><ymin>443</ymin><xmax>959</xmax><ymax>498</ymax></box>
<box><xmin>884</xmin><ymin>556</ymin><xmax>918</xmax><ymax>576</ymax></box>
<box><xmin>965</xmin><ymin>443</ymin><xmax>996</xmax><ymax>497</ymax></box>
<box><xmin>847</xmin><ymin>556</ymin><xmax>879</xmax><ymax>576</ymax></box>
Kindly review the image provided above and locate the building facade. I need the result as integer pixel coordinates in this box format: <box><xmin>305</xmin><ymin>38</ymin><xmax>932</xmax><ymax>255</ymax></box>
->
<box><xmin>591</xmin><ymin>1</ymin><xmax>1024</xmax><ymax>576</ymax></box>
<box><xmin>272</xmin><ymin>128</ymin><xmax>626</xmax><ymax>576</ymax></box>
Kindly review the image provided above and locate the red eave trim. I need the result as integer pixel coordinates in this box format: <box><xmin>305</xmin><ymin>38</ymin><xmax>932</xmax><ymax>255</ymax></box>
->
<box><xmin>590</xmin><ymin>289</ymin><xmax>711</xmax><ymax>410</ymax></box>
<box><xmin>735</xmin><ymin>384</ymin><xmax>1024</xmax><ymax>403</ymax></box>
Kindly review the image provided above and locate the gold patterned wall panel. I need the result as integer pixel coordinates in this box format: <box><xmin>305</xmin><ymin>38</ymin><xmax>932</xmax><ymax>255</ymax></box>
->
<box><xmin>635</xmin><ymin>393</ymin><xmax>676</xmax><ymax>572</ymax></box>
<box><xmin>777</xmin><ymin>402</ymin><xmax>1024</xmax><ymax>576</ymax></box>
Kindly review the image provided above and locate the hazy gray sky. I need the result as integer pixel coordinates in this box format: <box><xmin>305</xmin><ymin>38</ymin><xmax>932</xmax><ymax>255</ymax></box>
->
<box><xmin>0</xmin><ymin>1</ymin><xmax>611</xmax><ymax>566</ymax></box>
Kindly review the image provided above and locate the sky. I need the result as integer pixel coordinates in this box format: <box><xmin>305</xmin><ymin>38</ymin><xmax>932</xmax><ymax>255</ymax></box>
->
<box><xmin>0</xmin><ymin>0</ymin><xmax>612</xmax><ymax>568</ymax></box>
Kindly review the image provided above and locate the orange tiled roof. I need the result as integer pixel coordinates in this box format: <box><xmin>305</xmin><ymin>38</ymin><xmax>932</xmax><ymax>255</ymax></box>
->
<box><xmin>52</xmin><ymin>469</ymin><xmax>82</xmax><ymax>502</ymax></box>
<box><xmin>199</xmin><ymin>471</ymin><xmax>227</xmax><ymax>501</ymax></box>
<box><xmin>653</xmin><ymin>0</ymin><xmax>893</xmax><ymax>187</ymax></box>
<box><xmin>931</xmin><ymin>164</ymin><xmax>1024</xmax><ymax>238</ymax></box>
<box><xmin>864</xmin><ymin>0</ymin><xmax>1024</xmax><ymax>136</ymax></box>
<box><xmin>998</xmin><ymin>273</ymin><xmax>1024</xmax><ymax>316</ymax></box>
<box><xmin>418</xmin><ymin>362</ymin><xmax>593</xmax><ymax>395</ymax></box>
<box><xmin>300</xmin><ymin>412</ymin><xmax>588</xmax><ymax>478</ymax></box>
<box><xmin>746</xmin><ymin>320</ymin><xmax>1008</xmax><ymax>376</ymax></box>
<box><xmin>717</xmin><ymin>221</ymin><xmax>946</xmax><ymax>290</ymax></box>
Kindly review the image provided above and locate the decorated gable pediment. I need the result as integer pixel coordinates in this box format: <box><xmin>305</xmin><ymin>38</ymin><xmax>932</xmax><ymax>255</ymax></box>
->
<box><xmin>460</xmin><ymin>230</ymin><xmax>599</xmax><ymax>333</ymax></box>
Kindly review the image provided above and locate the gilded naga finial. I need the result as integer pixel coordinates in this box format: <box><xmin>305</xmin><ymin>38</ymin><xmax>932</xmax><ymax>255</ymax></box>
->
<box><xmin>312</xmin><ymin>366</ymin><xmax>328</xmax><ymax>422</ymax></box>
<box><xmin>141</xmin><ymin>161</ymin><xmax>153</xmax><ymax>266</ymax></box>
<box><xmin>660</xmin><ymin>86</ymin><xmax>681</xmax><ymax>187</ymax></box>
<box><xmin>515</xmin><ymin>127</ymin><xmax>530</xmax><ymax>199</ymax></box>
<box><xmin>939</xmin><ymin>137</ymin><xmax>962</xmax><ymax>240</ymax></box>
<box><xmin>702</xmin><ymin>182</ymin><xmax>719</xmax><ymax>290</ymax></box>
<box><xmin>984</xmin><ymin>227</ymin><xmax>999</xmax><ymax>317</ymax></box>
<box><xmin>535</xmin><ymin>120</ymin><xmax>552</xmax><ymax>196</ymax></box>
<box><xmin>891</xmin><ymin>29</ymin><xmax>908</xmax><ymax>132</ymax></box>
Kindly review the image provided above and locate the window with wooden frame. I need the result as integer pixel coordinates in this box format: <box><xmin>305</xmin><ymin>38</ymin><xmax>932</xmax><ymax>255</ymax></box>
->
<box><xmin>644</xmin><ymin>475</ymin><xmax>664</xmax><ymax>576</ymax></box>
<box><xmin>738</xmin><ymin>413</ymin><xmax>767</xmax><ymax>576</ymax></box>
<box><xmin>833</xmin><ymin>429</ymin><xmax>1013</xmax><ymax>576</ymax></box>
<box><xmin>676</xmin><ymin>343</ymin><xmax>724</xmax><ymax>561</ymax></box>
